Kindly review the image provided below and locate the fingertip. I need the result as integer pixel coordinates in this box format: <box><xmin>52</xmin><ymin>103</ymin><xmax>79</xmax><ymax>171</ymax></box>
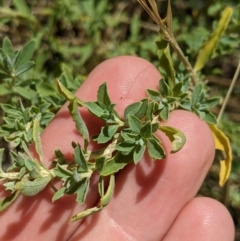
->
<box><xmin>164</xmin><ymin>197</ymin><xmax>235</xmax><ymax>241</ymax></box>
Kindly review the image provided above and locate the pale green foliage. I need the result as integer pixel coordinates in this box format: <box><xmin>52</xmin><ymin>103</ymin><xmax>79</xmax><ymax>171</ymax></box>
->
<box><xmin>0</xmin><ymin>0</ymin><xmax>239</xmax><ymax>227</ymax></box>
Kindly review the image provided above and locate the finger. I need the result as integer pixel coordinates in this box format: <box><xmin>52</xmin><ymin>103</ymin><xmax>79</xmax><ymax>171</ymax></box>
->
<box><xmin>0</xmin><ymin>56</ymin><xmax>162</xmax><ymax>241</ymax></box>
<box><xmin>68</xmin><ymin>110</ymin><xmax>216</xmax><ymax>241</ymax></box>
<box><xmin>163</xmin><ymin>197</ymin><xmax>234</xmax><ymax>241</ymax></box>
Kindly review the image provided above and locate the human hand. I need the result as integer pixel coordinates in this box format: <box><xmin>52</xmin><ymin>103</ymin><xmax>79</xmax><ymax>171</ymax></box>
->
<box><xmin>0</xmin><ymin>56</ymin><xmax>234</xmax><ymax>241</ymax></box>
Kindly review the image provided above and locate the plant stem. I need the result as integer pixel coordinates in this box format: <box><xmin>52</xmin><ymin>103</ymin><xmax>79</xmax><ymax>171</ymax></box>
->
<box><xmin>137</xmin><ymin>0</ymin><xmax>198</xmax><ymax>86</ymax></box>
<box><xmin>166</xmin><ymin>33</ymin><xmax>198</xmax><ymax>86</ymax></box>
<box><xmin>217</xmin><ymin>60</ymin><xmax>240</xmax><ymax>124</ymax></box>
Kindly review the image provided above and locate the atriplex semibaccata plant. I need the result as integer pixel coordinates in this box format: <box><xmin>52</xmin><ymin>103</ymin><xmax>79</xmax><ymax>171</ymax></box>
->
<box><xmin>0</xmin><ymin>0</ymin><xmax>234</xmax><ymax>222</ymax></box>
<box><xmin>137</xmin><ymin>0</ymin><xmax>233</xmax><ymax>186</ymax></box>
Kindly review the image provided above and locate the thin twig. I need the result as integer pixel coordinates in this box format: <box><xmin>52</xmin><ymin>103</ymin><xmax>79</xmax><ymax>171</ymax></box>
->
<box><xmin>217</xmin><ymin>60</ymin><xmax>240</xmax><ymax>124</ymax></box>
<box><xmin>137</xmin><ymin>0</ymin><xmax>198</xmax><ymax>86</ymax></box>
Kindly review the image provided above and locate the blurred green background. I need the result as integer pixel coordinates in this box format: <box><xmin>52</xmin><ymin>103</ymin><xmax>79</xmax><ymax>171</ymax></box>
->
<box><xmin>0</xmin><ymin>0</ymin><xmax>239</xmax><ymax>239</ymax></box>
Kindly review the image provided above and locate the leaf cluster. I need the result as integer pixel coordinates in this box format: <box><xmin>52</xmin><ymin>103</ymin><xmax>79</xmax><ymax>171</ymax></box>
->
<box><xmin>0</xmin><ymin>38</ymin><xmax>35</xmax><ymax>98</ymax></box>
<box><xmin>0</xmin><ymin>0</ymin><xmax>237</xmax><ymax>226</ymax></box>
<box><xmin>180</xmin><ymin>83</ymin><xmax>220</xmax><ymax>124</ymax></box>
<box><xmin>0</xmin><ymin>100</ymin><xmax>54</xmax><ymax>147</ymax></box>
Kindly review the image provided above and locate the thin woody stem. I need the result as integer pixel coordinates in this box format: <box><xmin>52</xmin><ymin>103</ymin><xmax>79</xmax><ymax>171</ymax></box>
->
<box><xmin>137</xmin><ymin>0</ymin><xmax>198</xmax><ymax>86</ymax></box>
<box><xmin>217</xmin><ymin>60</ymin><xmax>240</xmax><ymax>124</ymax></box>
<box><xmin>161</xmin><ymin>28</ymin><xmax>198</xmax><ymax>85</ymax></box>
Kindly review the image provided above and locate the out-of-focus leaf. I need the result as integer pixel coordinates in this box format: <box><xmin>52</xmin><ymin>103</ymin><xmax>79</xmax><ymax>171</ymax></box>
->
<box><xmin>15</xmin><ymin>61</ymin><xmax>35</xmax><ymax>76</ymax></box>
<box><xmin>209</xmin><ymin>124</ymin><xmax>232</xmax><ymax>186</ymax></box>
<box><xmin>12</xmin><ymin>0</ymin><xmax>31</xmax><ymax>15</ymax></box>
<box><xmin>2</xmin><ymin>37</ymin><xmax>14</xmax><ymax>58</ymax></box>
<box><xmin>156</xmin><ymin>37</ymin><xmax>175</xmax><ymax>88</ymax></box>
<box><xmin>15</xmin><ymin>40</ymin><xmax>35</xmax><ymax>70</ymax></box>
<box><xmin>194</xmin><ymin>7</ymin><xmax>233</xmax><ymax>72</ymax></box>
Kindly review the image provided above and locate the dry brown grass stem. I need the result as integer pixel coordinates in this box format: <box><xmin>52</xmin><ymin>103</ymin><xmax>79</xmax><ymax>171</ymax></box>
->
<box><xmin>137</xmin><ymin>0</ymin><xmax>198</xmax><ymax>86</ymax></box>
<box><xmin>217</xmin><ymin>60</ymin><xmax>240</xmax><ymax>124</ymax></box>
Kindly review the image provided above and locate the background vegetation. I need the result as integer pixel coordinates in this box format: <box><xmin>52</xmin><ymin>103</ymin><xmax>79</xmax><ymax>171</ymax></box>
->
<box><xmin>0</xmin><ymin>0</ymin><xmax>239</xmax><ymax>239</ymax></box>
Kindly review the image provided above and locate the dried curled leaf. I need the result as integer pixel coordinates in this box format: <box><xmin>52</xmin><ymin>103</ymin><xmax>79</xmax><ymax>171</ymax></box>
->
<box><xmin>209</xmin><ymin>124</ymin><xmax>232</xmax><ymax>186</ymax></box>
<box><xmin>159</xmin><ymin>126</ymin><xmax>186</xmax><ymax>153</ymax></box>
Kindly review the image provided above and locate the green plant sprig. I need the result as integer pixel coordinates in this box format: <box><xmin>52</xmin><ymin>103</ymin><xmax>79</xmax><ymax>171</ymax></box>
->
<box><xmin>0</xmin><ymin>65</ymin><xmax>219</xmax><ymax>221</ymax></box>
<box><xmin>0</xmin><ymin>1</ymin><xmax>222</xmax><ymax>223</ymax></box>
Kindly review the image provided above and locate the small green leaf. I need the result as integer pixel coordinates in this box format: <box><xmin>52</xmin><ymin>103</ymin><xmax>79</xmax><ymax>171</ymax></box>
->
<box><xmin>15</xmin><ymin>61</ymin><xmax>35</xmax><ymax>76</ymax></box>
<box><xmin>97</xmin><ymin>125</ymin><xmax>119</xmax><ymax>144</ymax></box>
<box><xmin>180</xmin><ymin>101</ymin><xmax>191</xmax><ymax>111</ymax></box>
<box><xmin>0</xmin><ymin>191</ymin><xmax>20</xmax><ymax>212</ymax></box>
<box><xmin>116</xmin><ymin>140</ymin><xmax>135</xmax><ymax>152</ymax></box>
<box><xmin>147</xmin><ymin>89</ymin><xmax>161</xmax><ymax>102</ymax></box>
<box><xmin>100</xmin><ymin>174</ymin><xmax>115</xmax><ymax>206</ymax></box>
<box><xmin>3</xmin><ymin>56</ymin><xmax>12</xmax><ymax>72</ymax></box>
<box><xmin>140</xmin><ymin>121</ymin><xmax>152</xmax><ymax>139</ymax></box>
<box><xmin>33</xmin><ymin>118</ymin><xmax>43</xmax><ymax>164</ymax></box>
<box><xmin>121</xmin><ymin>131</ymin><xmax>139</xmax><ymax>142</ymax></box>
<box><xmin>128</xmin><ymin>115</ymin><xmax>142</xmax><ymax>134</ymax></box>
<box><xmin>70</xmin><ymin>206</ymin><xmax>103</xmax><ymax>222</ymax></box>
<box><xmin>24</xmin><ymin>158</ymin><xmax>40</xmax><ymax>174</ymax></box>
<box><xmin>100</xmin><ymin>152</ymin><xmax>132</xmax><ymax>176</ymax></box>
<box><xmin>96</xmin><ymin>157</ymin><xmax>105</xmax><ymax>173</ymax></box>
<box><xmin>146</xmin><ymin>101</ymin><xmax>156</xmax><ymax>121</ymax></box>
<box><xmin>159</xmin><ymin>126</ymin><xmax>186</xmax><ymax>153</ymax></box>
<box><xmin>0</xmin><ymin>148</ymin><xmax>4</xmax><ymax>173</ymax></box>
<box><xmin>68</xmin><ymin>99</ymin><xmax>89</xmax><ymax>145</ymax></box>
<box><xmin>57</xmin><ymin>79</ymin><xmax>84</xmax><ymax>106</ymax></box>
<box><xmin>124</xmin><ymin>102</ymin><xmax>142</xmax><ymax>119</ymax></box>
<box><xmin>15</xmin><ymin>176</ymin><xmax>51</xmax><ymax>196</ymax></box>
<box><xmin>159</xmin><ymin>78</ymin><xmax>170</xmax><ymax>97</ymax></box>
<box><xmin>52</xmin><ymin>187</ymin><xmax>66</xmax><ymax>202</ymax></box>
<box><xmin>192</xmin><ymin>83</ymin><xmax>203</xmax><ymax>105</ymax></box>
<box><xmin>3</xmin><ymin>181</ymin><xmax>16</xmax><ymax>192</ymax></box>
<box><xmin>157</xmin><ymin>39</ymin><xmax>175</xmax><ymax>87</ymax></box>
<box><xmin>97</xmin><ymin>83</ymin><xmax>111</xmax><ymax>108</ymax></box>
<box><xmin>74</xmin><ymin>145</ymin><xmax>88</xmax><ymax>171</ymax></box>
<box><xmin>53</xmin><ymin>164</ymin><xmax>72</xmax><ymax>179</ymax></box>
<box><xmin>76</xmin><ymin>178</ymin><xmax>90</xmax><ymax>203</ymax></box>
<box><xmin>160</xmin><ymin>105</ymin><xmax>169</xmax><ymax>121</ymax></box>
<box><xmin>203</xmin><ymin>112</ymin><xmax>217</xmax><ymax>124</ymax></box>
<box><xmin>15</xmin><ymin>40</ymin><xmax>36</xmax><ymax>70</ymax></box>
<box><xmin>147</xmin><ymin>138</ymin><xmax>165</xmax><ymax>159</ymax></box>
<box><xmin>135</xmin><ymin>99</ymin><xmax>148</xmax><ymax>119</ymax></box>
<box><xmin>195</xmin><ymin>109</ymin><xmax>206</xmax><ymax>119</ymax></box>
<box><xmin>201</xmin><ymin>97</ymin><xmax>220</xmax><ymax>108</ymax></box>
<box><xmin>98</xmin><ymin>176</ymin><xmax>105</xmax><ymax>197</ymax></box>
<box><xmin>172</xmin><ymin>82</ymin><xmax>183</xmax><ymax>96</ymax></box>
<box><xmin>10</xmin><ymin>50</ymin><xmax>20</xmax><ymax>68</ymax></box>
<box><xmin>3</xmin><ymin>37</ymin><xmax>14</xmax><ymax>58</ymax></box>
<box><xmin>133</xmin><ymin>144</ymin><xmax>146</xmax><ymax>164</ymax></box>
<box><xmin>85</xmin><ymin>102</ymin><xmax>103</xmax><ymax>118</ymax></box>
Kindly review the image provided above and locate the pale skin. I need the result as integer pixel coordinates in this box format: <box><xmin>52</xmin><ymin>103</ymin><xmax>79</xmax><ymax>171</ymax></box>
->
<box><xmin>0</xmin><ymin>56</ymin><xmax>235</xmax><ymax>241</ymax></box>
